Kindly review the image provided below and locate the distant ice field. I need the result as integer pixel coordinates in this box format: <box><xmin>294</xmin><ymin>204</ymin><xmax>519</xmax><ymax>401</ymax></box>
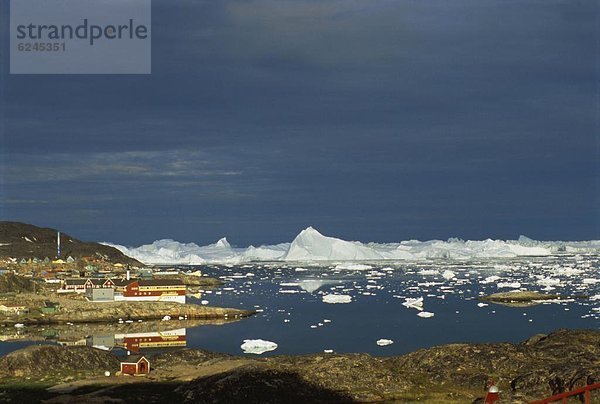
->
<box><xmin>103</xmin><ymin>227</ymin><xmax>600</xmax><ymax>265</ymax></box>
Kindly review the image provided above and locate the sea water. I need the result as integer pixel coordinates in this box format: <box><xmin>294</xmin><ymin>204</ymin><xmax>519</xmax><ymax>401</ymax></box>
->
<box><xmin>0</xmin><ymin>254</ymin><xmax>598</xmax><ymax>357</ymax></box>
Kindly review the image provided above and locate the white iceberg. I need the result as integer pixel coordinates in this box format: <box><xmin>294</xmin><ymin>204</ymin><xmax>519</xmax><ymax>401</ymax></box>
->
<box><xmin>103</xmin><ymin>226</ymin><xmax>600</xmax><ymax>265</ymax></box>
<box><xmin>284</xmin><ymin>227</ymin><xmax>383</xmax><ymax>261</ymax></box>
<box><xmin>240</xmin><ymin>339</ymin><xmax>278</xmax><ymax>355</ymax></box>
<box><xmin>322</xmin><ymin>294</ymin><xmax>352</xmax><ymax>304</ymax></box>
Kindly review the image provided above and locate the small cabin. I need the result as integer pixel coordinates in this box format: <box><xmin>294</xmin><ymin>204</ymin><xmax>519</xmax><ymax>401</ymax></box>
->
<box><xmin>120</xmin><ymin>355</ymin><xmax>150</xmax><ymax>375</ymax></box>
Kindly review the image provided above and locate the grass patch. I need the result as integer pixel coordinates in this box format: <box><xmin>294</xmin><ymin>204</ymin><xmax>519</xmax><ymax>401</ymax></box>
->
<box><xmin>92</xmin><ymin>381</ymin><xmax>183</xmax><ymax>403</ymax></box>
<box><xmin>0</xmin><ymin>379</ymin><xmax>56</xmax><ymax>403</ymax></box>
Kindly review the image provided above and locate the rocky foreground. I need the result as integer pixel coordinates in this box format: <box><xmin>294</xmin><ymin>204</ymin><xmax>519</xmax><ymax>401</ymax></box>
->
<box><xmin>0</xmin><ymin>329</ymin><xmax>598</xmax><ymax>403</ymax></box>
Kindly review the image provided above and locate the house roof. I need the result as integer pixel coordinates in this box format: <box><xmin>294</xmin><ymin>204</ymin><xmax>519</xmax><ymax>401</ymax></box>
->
<box><xmin>112</xmin><ymin>279</ymin><xmax>131</xmax><ymax>287</ymax></box>
<box><xmin>64</xmin><ymin>279</ymin><xmax>87</xmax><ymax>285</ymax></box>
<box><xmin>121</xmin><ymin>355</ymin><xmax>148</xmax><ymax>364</ymax></box>
<box><xmin>65</xmin><ymin>278</ymin><xmax>114</xmax><ymax>286</ymax></box>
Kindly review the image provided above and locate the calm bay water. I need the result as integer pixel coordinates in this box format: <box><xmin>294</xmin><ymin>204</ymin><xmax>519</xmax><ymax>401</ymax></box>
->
<box><xmin>1</xmin><ymin>255</ymin><xmax>598</xmax><ymax>357</ymax></box>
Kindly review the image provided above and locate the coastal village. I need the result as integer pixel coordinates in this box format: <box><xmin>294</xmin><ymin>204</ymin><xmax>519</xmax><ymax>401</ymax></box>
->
<box><xmin>0</xmin><ymin>236</ymin><xmax>194</xmax><ymax>311</ymax></box>
<box><xmin>0</xmin><ymin>224</ymin><xmax>250</xmax><ymax>381</ymax></box>
<box><xmin>1</xmin><ymin>257</ymin><xmax>189</xmax><ymax>304</ymax></box>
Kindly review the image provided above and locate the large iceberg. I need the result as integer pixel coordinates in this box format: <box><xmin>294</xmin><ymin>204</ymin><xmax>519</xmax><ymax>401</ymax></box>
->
<box><xmin>284</xmin><ymin>227</ymin><xmax>384</xmax><ymax>261</ymax></box>
<box><xmin>103</xmin><ymin>227</ymin><xmax>600</xmax><ymax>265</ymax></box>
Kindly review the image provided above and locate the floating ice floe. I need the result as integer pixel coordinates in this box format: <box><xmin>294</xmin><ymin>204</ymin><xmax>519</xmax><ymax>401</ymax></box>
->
<box><xmin>497</xmin><ymin>282</ymin><xmax>521</xmax><ymax>289</ymax></box>
<box><xmin>334</xmin><ymin>263</ymin><xmax>373</xmax><ymax>271</ymax></box>
<box><xmin>481</xmin><ymin>275</ymin><xmax>501</xmax><ymax>284</ymax></box>
<box><xmin>553</xmin><ymin>267</ymin><xmax>583</xmax><ymax>276</ymax></box>
<box><xmin>402</xmin><ymin>297</ymin><xmax>424</xmax><ymax>311</ymax></box>
<box><xmin>537</xmin><ymin>277</ymin><xmax>562</xmax><ymax>287</ymax></box>
<box><xmin>376</xmin><ymin>339</ymin><xmax>394</xmax><ymax>346</ymax></box>
<box><xmin>240</xmin><ymin>339</ymin><xmax>278</xmax><ymax>354</ymax></box>
<box><xmin>442</xmin><ymin>270</ymin><xmax>456</xmax><ymax>280</ymax></box>
<box><xmin>417</xmin><ymin>311</ymin><xmax>435</xmax><ymax>318</ymax></box>
<box><xmin>322</xmin><ymin>294</ymin><xmax>352</xmax><ymax>304</ymax></box>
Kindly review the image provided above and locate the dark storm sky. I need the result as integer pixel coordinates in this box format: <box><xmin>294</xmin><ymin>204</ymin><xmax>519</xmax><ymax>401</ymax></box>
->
<box><xmin>0</xmin><ymin>0</ymin><xmax>598</xmax><ymax>246</ymax></box>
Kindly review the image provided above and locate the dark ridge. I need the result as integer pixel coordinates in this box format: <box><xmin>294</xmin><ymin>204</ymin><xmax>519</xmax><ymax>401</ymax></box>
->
<box><xmin>0</xmin><ymin>221</ymin><xmax>141</xmax><ymax>265</ymax></box>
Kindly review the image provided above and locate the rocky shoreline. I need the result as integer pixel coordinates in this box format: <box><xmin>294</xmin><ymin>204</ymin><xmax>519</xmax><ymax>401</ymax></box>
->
<box><xmin>0</xmin><ymin>328</ymin><xmax>598</xmax><ymax>403</ymax></box>
<box><xmin>0</xmin><ymin>293</ymin><xmax>253</xmax><ymax>326</ymax></box>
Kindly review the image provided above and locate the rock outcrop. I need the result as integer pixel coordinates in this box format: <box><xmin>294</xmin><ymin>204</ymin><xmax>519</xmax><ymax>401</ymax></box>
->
<box><xmin>3</xmin><ymin>329</ymin><xmax>595</xmax><ymax>403</ymax></box>
<box><xmin>0</xmin><ymin>345</ymin><xmax>119</xmax><ymax>378</ymax></box>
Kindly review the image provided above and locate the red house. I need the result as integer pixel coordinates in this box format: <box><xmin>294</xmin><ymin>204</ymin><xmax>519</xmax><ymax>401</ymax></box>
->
<box><xmin>115</xmin><ymin>279</ymin><xmax>186</xmax><ymax>303</ymax></box>
<box><xmin>120</xmin><ymin>355</ymin><xmax>150</xmax><ymax>375</ymax></box>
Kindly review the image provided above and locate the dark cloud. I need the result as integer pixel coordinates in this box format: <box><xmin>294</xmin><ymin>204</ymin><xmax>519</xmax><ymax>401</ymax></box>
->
<box><xmin>1</xmin><ymin>0</ymin><xmax>598</xmax><ymax>244</ymax></box>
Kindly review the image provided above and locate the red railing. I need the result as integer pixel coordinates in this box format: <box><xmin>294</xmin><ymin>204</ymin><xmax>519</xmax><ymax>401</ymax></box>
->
<box><xmin>530</xmin><ymin>382</ymin><xmax>600</xmax><ymax>404</ymax></box>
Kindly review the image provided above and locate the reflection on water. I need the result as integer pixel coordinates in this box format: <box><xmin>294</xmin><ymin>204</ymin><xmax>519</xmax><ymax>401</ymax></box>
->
<box><xmin>88</xmin><ymin>328</ymin><xmax>186</xmax><ymax>353</ymax></box>
<box><xmin>0</xmin><ymin>318</ymin><xmax>240</xmax><ymax>356</ymax></box>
